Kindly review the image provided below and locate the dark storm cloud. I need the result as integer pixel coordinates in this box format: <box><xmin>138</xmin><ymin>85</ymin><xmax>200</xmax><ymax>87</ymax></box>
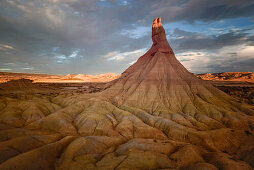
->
<box><xmin>169</xmin><ymin>28</ymin><xmax>254</xmax><ymax>52</ymax></box>
<box><xmin>246</xmin><ymin>35</ymin><xmax>254</xmax><ymax>46</ymax></box>
<box><xmin>206</xmin><ymin>57</ymin><xmax>254</xmax><ymax>73</ymax></box>
<box><xmin>148</xmin><ymin>0</ymin><xmax>254</xmax><ymax>23</ymax></box>
<box><xmin>0</xmin><ymin>0</ymin><xmax>254</xmax><ymax>74</ymax></box>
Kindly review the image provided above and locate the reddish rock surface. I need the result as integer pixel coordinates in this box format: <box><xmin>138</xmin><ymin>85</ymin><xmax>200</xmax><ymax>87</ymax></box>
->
<box><xmin>197</xmin><ymin>72</ymin><xmax>254</xmax><ymax>82</ymax></box>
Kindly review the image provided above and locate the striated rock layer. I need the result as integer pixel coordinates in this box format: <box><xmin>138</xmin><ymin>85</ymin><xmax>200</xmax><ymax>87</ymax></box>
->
<box><xmin>0</xmin><ymin>18</ymin><xmax>254</xmax><ymax>170</ymax></box>
<box><xmin>197</xmin><ymin>72</ymin><xmax>254</xmax><ymax>82</ymax></box>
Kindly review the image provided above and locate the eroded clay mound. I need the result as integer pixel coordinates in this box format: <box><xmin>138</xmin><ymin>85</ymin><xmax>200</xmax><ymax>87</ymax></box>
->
<box><xmin>197</xmin><ymin>72</ymin><xmax>254</xmax><ymax>82</ymax></box>
<box><xmin>102</xmin><ymin>18</ymin><xmax>254</xmax><ymax>116</ymax></box>
<box><xmin>0</xmin><ymin>18</ymin><xmax>254</xmax><ymax>170</ymax></box>
<box><xmin>0</xmin><ymin>79</ymin><xmax>39</xmax><ymax>92</ymax></box>
<box><xmin>0</xmin><ymin>92</ymin><xmax>253</xmax><ymax>170</ymax></box>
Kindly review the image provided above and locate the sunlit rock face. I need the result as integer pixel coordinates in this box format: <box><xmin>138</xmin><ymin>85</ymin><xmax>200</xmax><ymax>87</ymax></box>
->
<box><xmin>152</xmin><ymin>17</ymin><xmax>172</xmax><ymax>51</ymax></box>
<box><xmin>0</xmin><ymin>18</ymin><xmax>254</xmax><ymax>170</ymax></box>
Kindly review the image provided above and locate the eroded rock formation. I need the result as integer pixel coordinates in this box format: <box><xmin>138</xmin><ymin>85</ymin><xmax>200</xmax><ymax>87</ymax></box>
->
<box><xmin>0</xmin><ymin>18</ymin><xmax>254</xmax><ymax>170</ymax></box>
<box><xmin>197</xmin><ymin>72</ymin><xmax>254</xmax><ymax>82</ymax></box>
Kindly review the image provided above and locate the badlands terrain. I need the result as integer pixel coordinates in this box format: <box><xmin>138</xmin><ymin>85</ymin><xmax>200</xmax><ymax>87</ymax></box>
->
<box><xmin>0</xmin><ymin>18</ymin><xmax>254</xmax><ymax>170</ymax></box>
<box><xmin>0</xmin><ymin>72</ymin><xmax>120</xmax><ymax>83</ymax></box>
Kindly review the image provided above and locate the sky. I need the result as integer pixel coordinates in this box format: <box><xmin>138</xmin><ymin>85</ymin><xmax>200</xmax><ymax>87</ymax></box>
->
<box><xmin>0</xmin><ymin>0</ymin><xmax>254</xmax><ymax>75</ymax></box>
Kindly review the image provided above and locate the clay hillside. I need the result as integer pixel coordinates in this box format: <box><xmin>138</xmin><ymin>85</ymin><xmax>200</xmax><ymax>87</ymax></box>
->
<box><xmin>0</xmin><ymin>18</ymin><xmax>253</xmax><ymax>170</ymax></box>
<box><xmin>1</xmin><ymin>71</ymin><xmax>253</xmax><ymax>84</ymax></box>
<box><xmin>0</xmin><ymin>72</ymin><xmax>120</xmax><ymax>83</ymax></box>
<box><xmin>197</xmin><ymin>72</ymin><xmax>254</xmax><ymax>82</ymax></box>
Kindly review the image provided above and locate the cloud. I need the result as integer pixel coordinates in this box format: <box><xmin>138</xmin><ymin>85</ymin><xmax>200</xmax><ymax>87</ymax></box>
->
<box><xmin>128</xmin><ymin>60</ymin><xmax>136</xmax><ymax>65</ymax></box>
<box><xmin>103</xmin><ymin>48</ymin><xmax>146</xmax><ymax>61</ymax></box>
<box><xmin>0</xmin><ymin>44</ymin><xmax>15</xmax><ymax>51</ymax></box>
<box><xmin>0</xmin><ymin>68</ymin><xmax>12</xmax><ymax>71</ymax></box>
<box><xmin>53</xmin><ymin>49</ymin><xmax>84</xmax><ymax>64</ymax></box>
<box><xmin>22</xmin><ymin>66</ymin><xmax>34</xmax><ymax>70</ymax></box>
<box><xmin>176</xmin><ymin>45</ymin><xmax>254</xmax><ymax>73</ymax></box>
<box><xmin>169</xmin><ymin>28</ymin><xmax>254</xmax><ymax>52</ymax></box>
<box><xmin>120</xmin><ymin>26</ymin><xmax>150</xmax><ymax>39</ymax></box>
<box><xmin>176</xmin><ymin>52</ymin><xmax>209</xmax><ymax>72</ymax></box>
<box><xmin>0</xmin><ymin>0</ymin><xmax>254</xmax><ymax>74</ymax></box>
<box><xmin>149</xmin><ymin>0</ymin><xmax>254</xmax><ymax>23</ymax></box>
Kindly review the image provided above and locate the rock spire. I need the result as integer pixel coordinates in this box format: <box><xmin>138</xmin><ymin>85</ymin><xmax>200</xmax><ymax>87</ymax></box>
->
<box><xmin>103</xmin><ymin>17</ymin><xmax>254</xmax><ymax>116</ymax></box>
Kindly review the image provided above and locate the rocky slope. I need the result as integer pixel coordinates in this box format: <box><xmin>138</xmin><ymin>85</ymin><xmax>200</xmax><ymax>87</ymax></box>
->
<box><xmin>197</xmin><ymin>72</ymin><xmax>254</xmax><ymax>82</ymax></box>
<box><xmin>0</xmin><ymin>18</ymin><xmax>253</xmax><ymax>170</ymax></box>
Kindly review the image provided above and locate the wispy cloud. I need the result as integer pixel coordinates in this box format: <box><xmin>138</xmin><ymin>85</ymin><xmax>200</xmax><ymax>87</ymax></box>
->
<box><xmin>176</xmin><ymin>45</ymin><xmax>254</xmax><ymax>73</ymax></box>
<box><xmin>54</xmin><ymin>49</ymin><xmax>83</xmax><ymax>64</ymax></box>
<box><xmin>103</xmin><ymin>48</ymin><xmax>146</xmax><ymax>61</ymax></box>
<box><xmin>22</xmin><ymin>66</ymin><xmax>34</xmax><ymax>70</ymax></box>
<box><xmin>119</xmin><ymin>0</ymin><xmax>129</xmax><ymax>6</ymax></box>
<box><xmin>120</xmin><ymin>26</ymin><xmax>150</xmax><ymax>39</ymax></box>
<box><xmin>0</xmin><ymin>68</ymin><xmax>12</xmax><ymax>71</ymax></box>
<box><xmin>0</xmin><ymin>44</ymin><xmax>15</xmax><ymax>51</ymax></box>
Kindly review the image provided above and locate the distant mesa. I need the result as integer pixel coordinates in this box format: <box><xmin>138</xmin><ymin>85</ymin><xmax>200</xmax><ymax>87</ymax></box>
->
<box><xmin>71</xmin><ymin>73</ymin><xmax>120</xmax><ymax>82</ymax></box>
<box><xmin>0</xmin><ymin>72</ymin><xmax>120</xmax><ymax>83</ymax></box>
<box><xmin>197</xmin><ymin>72</ymin><xmax>254</xmax><ymax>82</ymax></box>
<box><xmin>4</xmin><ymin>78</ymin><xmax>33</xmax><ymax>86</ymax></box>
<box><xmin>0</xmin><ymin>78</ymin><xmax>37</xmax><ymax>92</ymax></box>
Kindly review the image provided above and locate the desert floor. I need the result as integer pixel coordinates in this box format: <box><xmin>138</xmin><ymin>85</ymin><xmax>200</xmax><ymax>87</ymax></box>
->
<box><xmin>0</xmin><ymin>78</ymin><xmax>253</xmax><ymax>170</ymax></box>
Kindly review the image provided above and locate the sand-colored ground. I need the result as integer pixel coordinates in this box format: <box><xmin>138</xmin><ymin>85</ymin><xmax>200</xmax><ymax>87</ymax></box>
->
<box><xmin>0</xmin><ymin>78</ymin><xmax>253</xmax><ymax>170</ymax></box>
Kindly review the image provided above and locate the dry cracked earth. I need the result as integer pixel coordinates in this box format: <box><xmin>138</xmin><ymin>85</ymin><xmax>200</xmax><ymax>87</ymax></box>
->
<box><xmin>0</xmin><ymin>17</ymin><xmax>254</xmax><ymax>170</ymax></box>
<box><xmin>0</xmin><ymin>83</ymin><xmax>254</xmax><ymax>170</ymax></box>
<box><xmin>0</xmin><ymin>80</ymin><xmax>253</xmax><ymax>170</ymax></box>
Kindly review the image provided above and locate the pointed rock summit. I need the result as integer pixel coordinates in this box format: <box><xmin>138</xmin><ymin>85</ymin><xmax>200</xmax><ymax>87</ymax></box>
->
<box><xmin>152</xmin><ymin>17</ymin><xmax>172</xmax><ymax>52</ymax></box>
